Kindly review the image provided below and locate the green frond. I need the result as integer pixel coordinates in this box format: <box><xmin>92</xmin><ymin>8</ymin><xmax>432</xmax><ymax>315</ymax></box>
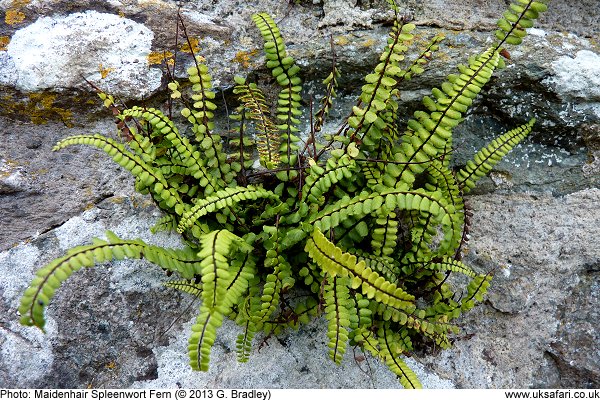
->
<box><xmin>425</xmin><ymin>257</ymin><xmax>477</xmax><ymax>277</ymax></box>
<box><xmin>196</xmin><ymin>230</ymin><xmax>250</xmax><ymax>311</ymax></box>
<box><xmin>252</xmin><ymin>13</ymin><xmax>302</xmax><ymax>176</ymax></box>
<box><xmin>379</xmin><ymin>324</ymin><xmax>422</xmax><ymax>389</ymax></box>
<box><xmin>188</xmin><ymin>247</ymin><xmax>256</xmax><ymax>372</ymax></box>
<box><xmin>392</xmin><ymin>47</ymin><xmax>501</xmax><ymax>183</ymax></box>
<box><xmin>302</xmin><ymin>146</ymin><xmax>359</xmax><ymax>205</ymax></box>
<box><xmin>305</xmin><ymin>228</ymin><xmax>416</xmax><ymax>313</ymax></box>
<box><xmin>371</xmin><ymin>211</ymin><xmax>399</xmax><ymax>257</ymax></box>
<box><xmin>183</xmin><ymin>57</ymin><xmax>217</xmax><ymax>140</ymax></box>
<box><xmin>18</xmin><ymin>231</ymin><xmax>200</xmax><ymax>330</ymax></box>
<box><xmin>313</xmin><ymin>40</ymin><xmax>340</xmax><ymax>133</ymax></box>
<box><xmin>460</xmin><ymin>273</ymin><xmax>493</xmax><ymax>312</ymax></box>
<box><xmin>398</xmin><ymin>34</ymin><xmax>445</xmax><ymax>82</ymax></box>
<box><xmin>164</xmin><ymin>280</ymin><xmax>203</xmax><ymax>298</ymax></box>
<box><xmin>123</xmin><ymin>106</ymin><xmax>227</xmax><ymax>196</ymax></box>
<box><xmin>457</xmin><ymin>119</ymin><xmax>535</xmax><ymax>193</ymax></box>
<box><xmin>177</xmin><ymin>186</ymin><xmax>279</xmax><ymax>233</ymax></box>
<box><xmin>323</xmin><ymin>276</ymin><xmax>355</xmax><ymax>364</ymax></box>
<box><xmin>309</xmin><ymin>187</ymin><xmax>461</xmax><ymax>254</ymax></box>
<box><xmin>253</xmin><ymin>226</ymin><xmax>295</xmax><ymax>328</ymax></box>
<box><xmin>235</xmin><ymin>319</ymin><xmax>256</xmax><ymax>363</ymax></box>
<box><xmin>53</xmin><ymin>134</ymin><xmax>184</xmax><ymax>211</ymax></box>
<box><xmin>494</xmin><ymin>1</ymin><xmax>549</xmax><ymax>48</ymax></box>
<box><xmin>347</xmin><ymin>20</ymin><xmax>416</xmax><ymax>152</ymax></box>
<box><xmin>188</xmin><ymin>304</ymin><xmax>223</xmax><ymax>371</ymax></box>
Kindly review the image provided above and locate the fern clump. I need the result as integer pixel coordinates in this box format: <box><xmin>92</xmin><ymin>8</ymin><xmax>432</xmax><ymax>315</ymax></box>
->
<box><xmin>19</xmin><ymin>0</ymin><xmax>549</xmax><ymax>388</ymax></box>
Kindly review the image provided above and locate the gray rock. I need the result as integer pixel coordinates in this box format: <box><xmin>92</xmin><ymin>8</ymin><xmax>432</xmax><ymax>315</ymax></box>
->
<box><xmin>0</xmin><ymin>117</ymin><xmax>132</xmax><ymax>251</ymax></box>
<box><xmin>421</xmin><ymin>189</ymin><xmax>600</xmax><ymax>388</ymax></box>
<box><xmin>0</xmin><ymin>11</ymin><xmax>162</xmax><ymax>98</ymax></box>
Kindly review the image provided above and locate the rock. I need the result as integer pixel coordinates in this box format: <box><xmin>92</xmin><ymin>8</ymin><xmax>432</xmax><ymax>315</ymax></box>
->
<box><xmin>547</xmin><ymin>50</ymin><xmax>600</xmax><ymax>102</ymax></box>
<box><xmin>0</xmin><ymin>117</ymin><xmax>132</xmax><ymax>251</ymax></box>
<box><xmin>421</xmin><ymin>189</ymin><xmax>600</xmax><ymax>388</ymax></box>
<box><xmin>0</xmin><ymin>11</ymin><xmax>162</xmax><ymax>98</ymax></box>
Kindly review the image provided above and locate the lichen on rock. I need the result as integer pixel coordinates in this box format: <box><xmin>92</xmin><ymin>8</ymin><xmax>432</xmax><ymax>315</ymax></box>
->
<box><xmin>0</xmin><ymin>10</ymin><xmax>162</xmax><ymax>99</ymax></box>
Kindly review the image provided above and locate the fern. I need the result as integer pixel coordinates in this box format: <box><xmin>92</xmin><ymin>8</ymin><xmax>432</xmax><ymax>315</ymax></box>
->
<box><xmin>19</xmin><ymin>0</ymin><xmax>550</xmax><ymax>389</ymax></box>
<box><xmin>19</xmin><ymin>231</ymin><xmax>199</xmax><ymax>330</ymax></box>
<box><xmin>457</xmin><ymin>119</ymin><xmax>535</xmax><ymax>193</ymax></box>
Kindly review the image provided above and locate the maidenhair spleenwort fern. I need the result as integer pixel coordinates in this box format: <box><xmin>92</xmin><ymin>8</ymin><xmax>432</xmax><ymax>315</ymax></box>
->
<box><xmin>19</xmin><ymin>0</ymin><xmax>549</xmax><ymax>389</ymax></box>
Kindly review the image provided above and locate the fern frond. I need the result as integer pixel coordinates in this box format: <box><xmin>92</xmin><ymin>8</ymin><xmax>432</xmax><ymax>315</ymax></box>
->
<box><xmin>18</xmin><ymin>231</ymin><xmax>200</xmax><ymax>330</ymax></box>
<box><xmin>397</xmin><ymin>34</ymin><xmax>445</xmax><ymax>82</ymax></box>
<box><xmin>323</xmin><ymin>276</ymin><xmax>354</xmax><ymax>364</ymax></box>
<box><xmin>188</xmin><ymin>304</ymin><xmax>223</xmax><ymax>371</ymax></box>
<box><xmin>302</xmin><ymin>146</ymin><xmax>359</xmax><ymax>205</ymax></box>
<box><xmin>196</xmin><ymin>230</ymin><xmax>250</xmax><ymax>311</ymax></box>
<box><xmin>425</xmin><ymin>257</ymin><xmax>477</xmax><ymax>277</ymax></box>
<box><xmin>460</xmin><ymin>273</ymin><xmax>493</xmax><ymax>312</ymax></box>
<box><xmin>183</xmin><ymin>58</ymin><xmax>217</xmax><ymax>140</ymax></box>
<box><xmin>309</xmin><ymin>188</ymin><xmax>461</xmax><ymax>254</ymax></box>
<box><xmin>371</xmin><ymin>211</ymin><xmax>398</xmax><ymax>257</ymax></box>
<box><xmin>177</xmin><ymin>186</ymin><xmax>278</xmax><ymax>233</ymax></box>
<box><xmin>164</xmin><ymin>280</ymin><xmax>203</xmax><ymax>298</ymax></box>
<box><xmin>379</xmin><ymin>324</ymin><xmax>422</xmax><ymax>389</ymax></box>
<box><xmin>235</xmin><ymin>318</ymin><xmax>256</xmax><ymax>363</ymax></box>
<box><xmin>457</xmin><ymin>119</ymin><xmax>535</xmax><ymax>193</ymax></box>
<box><xmin>252</xmin><ymin>13</ymin><xmax>302</xmax><ymax>176</ymax></box>
<box><xmin>253</xmin><ymin>226</ymin><xmax>294</xmax><ymax>328</ymax></box>
<box><xmin>313</xmin><ymin>38</ymin><xmax>340</xmax><ymax>133</ymax></box>
<box><xmin>233</xmin><ymin>76</ymin><xmax>281</xmax><ymax>168</ymax></box>
<box><xmin>347</xmin><ymin>20</ymin><xmax>415</xmax><ymax>152</ymax></box>
<box><xmin>305</xmin><ymin>228</ymin><xmax>416</xmax><ymax>312</ymax></box>
<box><xmin>494</xmin><ymin>1</ymin><xmax>549</xmax><ymax>47</ymax></box>
<box><xmin>53</xmin><ymin>134</ymin><xmax>184</xmax><ymax>211</ymax></box>
<box><xmin>392</xmin><ymin>47</ymin><xmax>501</xmax><ymax>184</ymax></box>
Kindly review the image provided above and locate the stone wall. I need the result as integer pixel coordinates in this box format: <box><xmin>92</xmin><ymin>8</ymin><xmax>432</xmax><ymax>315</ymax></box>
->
<box><xmin>1</xmin><ymin>0</ymin><xmax>599</xmax><ymax>389</ymax></box>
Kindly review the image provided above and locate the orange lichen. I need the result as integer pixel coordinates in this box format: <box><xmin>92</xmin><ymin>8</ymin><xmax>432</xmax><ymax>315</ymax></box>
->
<box><xmin>27</xmin><ymin>93</ymin><xmax>73</xmax><ymax>126</ymax></box>
<box><xmin>232</xmin><ymin>49</ymin><xmax>259</xmax><ymax>68</ymax></box>
<box><xmin>147</xmin><ymin>50</ymin><xmax>174</xmax><ymax>65</ymax></box>
<box><xmin>334</xmin><ymin>36</ymin><xmax>350</xmax><ymax>46</ymax></box>
<box><xmin>180</xmin><ymin>37</ymin><xmax>200</xmax><ymax>54</ymax></box>
<box><xmin>5</xmin><ymin>9</ymin><xmax>25</xmax><ymax>25</ymax></box>
<box><xmin>0</xmin><ymin>36</ymin><xmax>10</xmax><ymax>51</ymax></box>
<box><xmin>360</xmin><ymin>38</ymin><xmax>376</xmax><ymax>48</ymax></box>
<box><xmin>98</xmin><ymin>64</ymin><xmax>114</xmax><ymax>79</ymax></box>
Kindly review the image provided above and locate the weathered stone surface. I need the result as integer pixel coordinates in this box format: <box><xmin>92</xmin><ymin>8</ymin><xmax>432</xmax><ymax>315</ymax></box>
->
<box><xmin>0</xmin><ymin>116</ymin><xmax>132</xmax><ymax>251</ymax></box>
<box><xmin>420</xmin><ymin>189</ymin><xmax>600</xmax><ymax>388</ymax></box>
<box><xmin>0</xmin><ymin>11</ymin><xmax>162</xmax><ymax>98</ymax></box>
<box><xmin>2</xmin><ymin>189</ymin><xmax>598</xmax><ymax>388</ymax></box>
